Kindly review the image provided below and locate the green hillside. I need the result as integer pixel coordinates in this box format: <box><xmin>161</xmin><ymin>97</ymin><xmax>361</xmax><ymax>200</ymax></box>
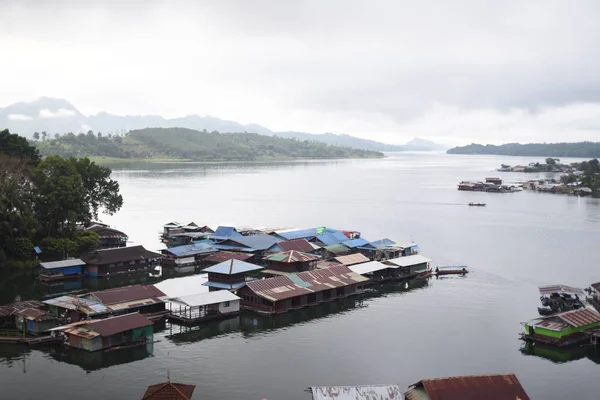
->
<box><xmin>34</xmin><ymin>128</ymin><xmax>383</xmax><ymax>161</ymax></box>
<box><xmin>447</xmin><ymin>142</ymin><xmax>600</xmax><ymax>158</ymax></box>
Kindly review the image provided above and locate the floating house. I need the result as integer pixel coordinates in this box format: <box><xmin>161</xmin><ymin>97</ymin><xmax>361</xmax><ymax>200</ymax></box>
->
<box><xmin>334</xmin><ymin>253</ymin><xmax>370</xmax><ymax>266</ymax></box>
<box><xmin>13</xmin><ymin>308</ymin><xmax>59</xmax><ymax>334</ymax></box>
<box><xmin>0</xmin><ymin>300</ymin><xmax>44</xmax><ymax>326</ymax></box>
<box><xmin>83</xmin><ymin>245</ymin><xmax>162</xmax><ymax>278</ymax></box>
<box><xmin>359</xmin><ymin>238</ymin><xmax>403</xmax><ymax>260</ymax></box>
<box><xmin>404</xmin><ymin>374</ymin><xmax>530</xmax><ymax>400</ymax></box>
<box><xmin>84</xmin><ymin>224</ymin><xmax>128</xmax><ymax>249</ymax></box>
<box><xmin>267</xmin><ymin>238</ymin><xmax>315</xmax><ymax>254</ymax></box>
<box><xmin>209</xmin><ymin>226</ymin><xmax>243</xmax><ymax>242</ymax></box>
<box><xmin>141</xmin><ymin>382</ymin><xmax>196</xmax><ymax>400</ymax></box>
<box><xmin>262</xmin><ymin>250</ymin><xmax>321</xmax><ymax>275</ymax></box>
<box><xmin>307</xmin><ymin>385</ymin><xmax>403</xmax><ymax>400</ymax></box>
<box><xmin>218</xmin><ymin>233</ymin><xmax>283</xmax><ymax>255</ymax></box>
<box><xmin>312</xmin><ymin>231</ymin><xmax>350</xmax><ymax>247</ymax></box>
<box><xmin>383</xmin><ymin>254</ymin><xmax>431</xmax><ymax>279</ymax></box>
<box><xmin>522</xmin><ymin>308</ymin><xmax>600</xmax><ymax>346</ymax></box>
<box><xmin>161</xmin><ymin>222</ymin><xmax>213</xmax><ymax>247</ymax></box>
<box><xmin>164</xmin><ymin>291</ymin><xmax>241</xmax><ymax>325</ymax></box>
<box><xmin>238</xmin><ymin>265</ymin><xmax>369</xmax><ymax>314</ymax></box>
<box><xmin>56</xmin><ymin>312</ymin><xmax>154</xmax><ymax>352</ymax></box>
<box><xmin>348</xmin><ymin>261</ymin><xmax>399</xmax><ymax>282</ymax></box>
<box><xmin>201</xmin><ymin>251</ymin><xmax>254</xmax><ymax>266</ymax></box>
<box><xmin>160</xmin><ymin>242</ymin><xmax>217</xmax><ymax>272</ymax></box>
<box><xmin>37</xmin><ymin>259</ymin><xmax>85</xmax><ymax>281</ymax></box>
<box><xmin>202</xmin><ymin>259</ymin><xmax>264</xmax><ymax>291</ymax></box>
<box><xmin>486</xmin><ymin>177</ymin><xmax>503</xmax><ymax>185</ymax></box>
<box><xmin>44</xmin><ymin>284</ymin><xmax>167</xmax><ymax>322</ymax></box>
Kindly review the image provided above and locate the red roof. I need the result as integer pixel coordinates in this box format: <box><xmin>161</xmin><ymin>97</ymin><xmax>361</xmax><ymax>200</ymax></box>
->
<box><xmin>88</xmin><ymin>312</ymin><xmax>153</xmax><ymax>337</ymax></box>
<box><xmin>406</xmin><ymin>374</ymin><xmax>530</xmax><ymax>400</ymax></box>
<box><xmin>141</xmin><ymin>382</ymin><xmax>196</xmax><ymax>400</ymax></box>
<box><xmin>87</xmin><ymin>284</ymin><xmax>166</xmax><ymax>305</ymax></box>
<box><xmin>278</xmin><ymin>239</ymin><xmax>314</xmax><ymax>253</ymax></box>
<box><xmin>13</xmin><ymin>307</ymin><xmax>49</xmax><ymax>320</ymax></box>
<box><xmin>202</xmin><ymin>251</ymin><xmax>253</xmax><ymax>263</ymax></box>
<box><xmin>557</xmin><ymin>308</ymin><xmax>600</xmax><ymax>328</ymax></box>
<box><xmin>245</xmin><ymin>265</ymin><xmax>368</xmax><ymax>302</ymax></box>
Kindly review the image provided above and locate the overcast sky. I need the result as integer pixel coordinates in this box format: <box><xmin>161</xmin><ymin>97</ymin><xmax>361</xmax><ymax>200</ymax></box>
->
<box><xmin>1</xmin><ymin>0</ymin><xmax>600</xmax><ymax>145</ymax></box>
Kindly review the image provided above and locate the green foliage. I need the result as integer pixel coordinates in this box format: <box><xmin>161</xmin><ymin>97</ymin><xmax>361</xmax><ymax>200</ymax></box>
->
<box><xmin>36</xmin><ymin>127</ymin><xmax>383</xmax><ymax>160</ymax></box>
<box><xmin>40</xmin><ymin>237</ymin><xmax>79</xmax><ymax>259</ymax></box>
<box><xmin>0</xmin><ymin>129</ymin><xmax>41</xmax><ymax>164</ymax></box>
<box><xmin>448</xmin><ymin>142</ymin><xmax>600</xmax><ymax>157</ymax></box>
<box><xmin>75</xmin><ymin>230</ymin><xmax>100</xmax><ymax>255</ymax></box>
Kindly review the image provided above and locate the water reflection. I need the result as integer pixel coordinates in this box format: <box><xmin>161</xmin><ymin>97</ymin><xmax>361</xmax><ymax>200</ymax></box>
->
<box><xmin>520</xmin><ymin>342</ymin><xmax>600</xmax><ymax>365</ymax></box>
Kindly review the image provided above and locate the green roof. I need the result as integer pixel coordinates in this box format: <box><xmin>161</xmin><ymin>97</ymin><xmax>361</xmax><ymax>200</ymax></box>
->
<box><xmin>324</xmin><ymin>244</ymin><xmax>350</xmax><ymax>254</ymax></box>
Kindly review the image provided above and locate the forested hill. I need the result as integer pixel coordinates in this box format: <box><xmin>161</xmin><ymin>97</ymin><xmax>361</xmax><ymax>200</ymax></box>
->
<box><xmin>447</xmin><ymin>142</ymin><xmax>600</xmax><ymax>158</ymax></box>
<box><xmin>34</xmin><ymin>127</ymin><xmax>383</xmax><ymax>161</ymax></box>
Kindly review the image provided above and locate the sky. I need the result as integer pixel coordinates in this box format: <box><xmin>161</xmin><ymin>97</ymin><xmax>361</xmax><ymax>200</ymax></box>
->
<box><xmin>1</xmin><ymin>0</ymin><xmax>600</xmax><ymax>145</ymax></box>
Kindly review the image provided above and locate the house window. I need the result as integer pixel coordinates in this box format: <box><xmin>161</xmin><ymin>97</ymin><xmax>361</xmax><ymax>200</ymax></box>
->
<box><xmin>224</xmin><ymin>301</ymin><xmax>230</xmax><ymax>307</ymax></box>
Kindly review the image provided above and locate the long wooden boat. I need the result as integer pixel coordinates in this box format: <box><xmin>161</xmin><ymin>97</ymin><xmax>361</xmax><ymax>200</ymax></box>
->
<box><xmin>468</xmin><ymin>202</ymin><xmax>486</xmax><ymax>207</ymax></box>
<box><xmin>433</xmin><ymin>266</ymin><xmax>468</xmax><ymax>275</ymax></box>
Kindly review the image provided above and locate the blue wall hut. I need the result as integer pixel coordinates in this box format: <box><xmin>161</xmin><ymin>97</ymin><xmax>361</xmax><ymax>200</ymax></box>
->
<box><xmin>37</xmin><ymin>259</ymin><xmax>85</xmax><ymax>281</ymax></box>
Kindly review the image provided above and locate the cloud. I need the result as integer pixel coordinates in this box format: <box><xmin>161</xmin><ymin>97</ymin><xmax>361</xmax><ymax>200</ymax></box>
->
<box><xmin>39</xmin><ymin>108</ymin><xmax>77</xmax><ymax>118</ymax></box>
<box><xmin>7</xmin><ymin>113</ymin><xmax>33</xmax><ymax>121</ymax></box>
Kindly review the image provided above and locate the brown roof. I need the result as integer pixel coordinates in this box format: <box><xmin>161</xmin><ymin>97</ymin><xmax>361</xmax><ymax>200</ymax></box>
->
<box><xmin>0</xmin><ymin>300</ymin><xmax>44</xmax><ymax>318</ymax></box>
<box><xmin>278</xmin><ymin>239</ymin><xmax>314</xmax><ymax>253</ymax></box>
<box><xmin>316</xmin><ymin>261</ymin><xmax>342</xmax><ymax>269</ymax></box>
<box><xmin>264</xmin><ymin>250</ymin><xmax>321</xmax><ymax>263</ymax></box>
<box><xmin>202</xmin><ymin>251</ymin><xmax>253</xmax><ymax>263</ymax></box>
<box><xmin>245</xmin><ymin>265</ymin><xmax>369</xmax><ymax>302</ymax></box>
<box><xmin>405</xmin><ymin>374</ymin><xmax>530</xmax><ymax>400</ymax></box>
<box><xmin>142</xmin><ymin>382</ymin><xmax>196</xmax><ymax>400</ymax></box>
<box><xmin>591</xmin><ymin>282</ymin><xmax>600</xmax><ymax>292</ymax></box>
<box><xmin>83</xmin><ymin>245</ymin><xmax>162</xmax><ymax>265</ymax></box>
<box><xmin>12</xmin><ymin>307</ymin><xmax>50</xmax><ymax>320</ymax></box>
<box><xmin>334</xmin><ymin>253</ymin><xmax>370</xmax><ymax>266</ymax></box>
<box><xmin>557</xmin><ymin>308</ymin><xmax>600</xmax><ymax>328</ymax></box>
<box><xmin>86</xmin><ymin>284</ymin><xmax>166</xmax><ymax>305</ymax></box>
<box><xmin>88</xmin><ymin>312</ymin><xmax>153</xmax><ymax>337</ymax></box>
<box><xmin>85</xmin><ymin>225</ymin><xmax>127</xmax><ymax>238</ymax></box>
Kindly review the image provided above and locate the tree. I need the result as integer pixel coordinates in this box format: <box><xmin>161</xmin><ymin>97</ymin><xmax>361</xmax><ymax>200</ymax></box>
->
<box><xmin>33</xmin><ymin>132</ymin><xmax>40</xmax><ymax>141</ymax></box>
<box><xmin>97</xmin><ymin>132</ymin><xmax>102</xmax><ymax>138</ymax></box>
<box><xmin>41</xmin><ymin>131</ymin><xmax>47</xmax><ymax>141</ymax></box>
<box><xmin>69</xmin><ymin>157</ymin><xmax>123</xmax><ymax>220</ymax></box>
<box><xmin>54</xmin><ymin>133</ymin><xmax>60</xmax><ymax>140</ymax></box>
<box><xmin>0</xmin><ymin>129</ymin><xmax>41</xmax><ymax>164</ymax></box>
<box><xmin>545</xmin><ymin>158</ymin><xmax>556</xmax><ymax>165</ymax></box>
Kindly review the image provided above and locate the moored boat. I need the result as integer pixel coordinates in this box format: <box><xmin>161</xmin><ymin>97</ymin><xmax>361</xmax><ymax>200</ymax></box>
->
<box><xmin>434</xmin><ymin>266</ymin><xmax>468</xmax><ymax>275</ymax></box>
<box><xmin>468</xmin><ymin>202</ymin><xmax>486</xmax><ymax>207</ymax></box>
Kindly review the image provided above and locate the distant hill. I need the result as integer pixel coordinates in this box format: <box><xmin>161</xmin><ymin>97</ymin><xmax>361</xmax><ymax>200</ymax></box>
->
<box><xmin>275</xmin><ymin>132</ymin><xmax>447</xmax><ymax>152</ymax></box>
<box><xmin>447</xmin><ymin>142</ymin><xmax>600</xmax><ymax>158</ymax></box>
<box><xmin>34</xmin><ymin>127</ymin><xmax>383</xmax><ymax>161</ymax></box>
<box><xmin>1</xmin><ymin>97</ymin><xmax>445</xmax><ymax>152</ymax></box>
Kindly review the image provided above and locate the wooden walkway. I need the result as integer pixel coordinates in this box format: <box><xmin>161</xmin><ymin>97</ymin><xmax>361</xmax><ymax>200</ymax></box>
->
<box><xmin>0</xmin><ymin>334</ymin><xmax>60</xmax><ymax>345</ymax></box>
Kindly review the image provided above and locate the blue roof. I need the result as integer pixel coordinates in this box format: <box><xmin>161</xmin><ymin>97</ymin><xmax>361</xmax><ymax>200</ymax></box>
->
<box><xmin>202</xmin><ymin>281</ymin><xmax>247</xmax><ymax>289</ymax></box>
<box><xmin>369</xmin><ymin>238</ymin><xmax>397</xmax><ymax>247</ymax></box>
<box><xmin>209</xmin><ymin>226</ymin><xmax>243</xmax><ymax>241</ymax></box>
<box><xmin>34</xmin><ymin>246</ymin><xmax>42</xmax><ymax>254</ymax></box>
<box><xmin>226</xmin><ymin>234</ymin><xmax>283</xmax><ymax>251</ymax></box>
<box><xmin>342</xmin><ymin>238</ymin><xmax>370</xmax><ymax>248</ymax></box>
<box><xmin>164</xmin><ymin>242</ymin><xmax>217</xmax><ymax>257</ymax></box>
<box><xmin>316</xmin><ymin>232</ymin><xmax>348</xmax><ymax>246</ymax></box>
<box><xmin>278</xmin><ymin>227</ymin><xmax>340</xmax><ymax>241</ymax></box>
<box><xmin>202</xmin><ymin>259</ymin><xmax>264</xmax><ymax>274</ymax></box>
<box><xmin>212</xmin><ymin>244</ymin><xmax>256</xmax><ymax>252</ymax></box>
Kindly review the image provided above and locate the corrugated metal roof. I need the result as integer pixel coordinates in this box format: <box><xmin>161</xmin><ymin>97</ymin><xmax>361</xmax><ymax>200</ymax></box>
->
<box><xmin>12</xmin><ymin>307</ymin><xmax>51</xmax><ymax>320</ymax></box>
<box><xmin>163</xmin><ymin>242</ymin><xmax>217</xmax><ymax>257</ymax></box>
<box><xmin>84</xmin><ymin>245</ymin><xmax>162</xmax><ymax>265</ymax></box>
<box><xmin>385</xmin><ymin>254</ymin><xmax>431</xmax><ymax>267</ymax></box>
<box><xmin>334</xmin><ymin>253</ymin><xmax>371</xmax><ymax>266</ymax></box>
<box><xmin>225</xmin><ymin>234</ymin><xmax>283</xmax><ymax>250</ymax></box>
<box><xmin>163</xmin><ymin>291</ymin><xmax>240</xmax><ymax>307</ymax></box>
<box><xmin>88</xmin><ymin>312</ymin><xmax>153</xmax><ymax>337</ymax></box>
<box><xmin>557</xmin><ymin>308</ymin><xmax>600</xmax><ymax>328</ymax></box>
<box><xmin>323</xmin><ymin>244</ymin><xmax>351</xmax><ymax>254</ymax></box>
<box><xmin>591</xmin><ymin>282</ymin><xmax>600</xmax><ymax>292</ymax></box>
<box><xmin>309</xmin><ymin>385</ymin><xmax>403</xmax><ymax>400</ymax></box>
<box><xmin>539</xmin><ymin>284</ymin><xmax>585</xmax><ymax>296</ymax></box>
<box><xmin>0</xmin><ymin>300</ymin><xmax>44</xmax><ymax>317</ymax></box>
<box><xmin>202</xmin><ymin>259</ymin><xmax>264</xmax><ymax>274</ymax></box>
<box><xmin>43</xmin><ymin>295</ymin><xmax>107</xmax><ymax>313</ymax></box>
<box><xmin>278</xmin><ymin>239</ymin><xmax>315</xmax><ymax>253</ymax></box>
<box><xmin>142</xmin><ymin>382</ymin><xmax>196</xmax><ymax>400</ymax></box>
<box><xmin>209</xmin><ymin>226</ymin><xmax>242</xmax><ymax>241</ymax></box>
<box><xmin>87</xmin><ymin>284</ymin><xmax>166</xmax><ymax>305</ymax></box>
<box><xmin>277</xmin><ymin>228</ymin><xmax>340</xmax><ymax>241</ymax></box>
<box><xmin>342</xmin><ymin>238</ymin><xmax>371</xmax><ymax>248</ymax></box>
<box><xmin>405</xmin><ymin>374</ymin><xmax>530</xmax><ymax>400</ymax></box>
<box><xmin>38</xmin><ymin>258</ymin><xmax>85</xmax><ymax>270</ymax></box>
<box><xmin>202</xmin><ymin>281</ymin><xmax>247</xmax><ymax>290</ymax></box>
<box><xmin>348</xmin><ymin>261</ymin><xmax>391</xmax><ymax>275</ymax></box>
<box><xmin>316</xmin><ymin>261</ymin><xmax>342</xmax><ymax>269</ymax></box>
<box><xmin>246</xmin><ymin>265</ymin><xmax>369</xmax><ymax>302</ymax></box>
<box><xmin>202</xmin><ymin>251</ymin><xmax>254</xmax><ymax>263</ymax></box>
<box><xmin>211</xmin><ymin>243</ymin><xmax>256</xmax><ymax>252</ymax></box>
<box><xmin>264</xmin><ymin>250</ymin><xmax>321</xmax><ymax>263</ymax></box>
<box><xmin>369</xmin><ymin>238</ymin><xmax>397</xmax><ymax>247</ymax></box>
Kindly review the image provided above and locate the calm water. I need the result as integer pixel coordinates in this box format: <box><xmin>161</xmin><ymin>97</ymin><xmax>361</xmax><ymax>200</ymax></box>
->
<box><xmin>2</xmin><ymin>152</ymin><xmax>600</xmax><ymax>399</ymax></box>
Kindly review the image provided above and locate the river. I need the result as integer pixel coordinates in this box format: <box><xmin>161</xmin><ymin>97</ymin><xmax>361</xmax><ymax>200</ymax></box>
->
<box><xmin>1</xmin><ymin>152</ymin><xmax>600</xmax><ymax>399</ymax></box>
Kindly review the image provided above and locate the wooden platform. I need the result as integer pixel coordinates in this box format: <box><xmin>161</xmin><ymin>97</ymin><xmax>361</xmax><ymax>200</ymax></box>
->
<box><xmin>0</xmin><ymin>334</ymin><xmax>61</xmax><ymax>345</ymax></box>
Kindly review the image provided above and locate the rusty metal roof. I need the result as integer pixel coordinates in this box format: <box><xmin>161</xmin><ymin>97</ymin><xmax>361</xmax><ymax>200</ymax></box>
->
<box><xmin>142</xmin><ymin>382</ymin><xmax>196</xmax><ymax>400</ymax></box>
<box><xmin>591</xmin><ymin>282</ymin><xmax>600</xmax><ymax>292</ymax></box>
<box><xmin>202</xmin><ymin>251</ymin><xmax>253</xmax><ymax>263</ymax></box>
<box><xmin>539</xmin><ymin>284</ymin><xmax>585</xmax><ymax>296</ymax></box>
<box><xmin>86</xmin><ymin>284</ymin><xmax>166</xmax><ymax>305</ymax></box>
<box><xmin>12</xmin><ymin>307</ymin><xmax>52</xmax><ymax>320</ymax></box>
<box><xmin>334</xmin><ymin>253</ymin><xmax>370</xmax><ymax>266</ymax></box>
<box><xmin>246</xmin><ymin>265</ymin><xmax>369</xmax><ymax>302</ymax></box>
<box><xmin>309</xmin><ymin>385</ymin><xmax>403</xmax><ymax>400</ymax></box>
<box><xmin>88</xmin><ymin>312</ymin><xmax>153</xmax><ymax>337</ymax></box>
<box><xmin>83</xmin><ymin>245</ymin><xmax>162</xmax><ymax>265</ymax></box>
<box><xmin>405</xmin><ymin>374</ymin><xmax>530</xmax><ymax>400</ymax></box>
<box><xmin>278</xmin><ymin>239</ymin><xmax>315</xmax><ymax>253</ymax></box>
<box><xmin>557</xmin><ymin>308</ymin><xmax>600</xmax><ymax>328</ymax></box>
<box><xmin>264</xmin><ymin>250</ymin><xmax>321</xmax><ymax>263</ymax></box>
<box><xmin>0</xmin><ymin>300</ymin><xmax>44</xmax><ymax>318</ymax></box>
<box><xmin>316</xmin><ymin>261</ymin><xmax>342</xmax><ymax>269</ymax></box>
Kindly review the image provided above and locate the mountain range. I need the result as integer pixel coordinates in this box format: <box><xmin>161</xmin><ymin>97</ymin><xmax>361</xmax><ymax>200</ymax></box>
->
<box><xmin>1</xmin><ymin>97</ymin><xmax>447</xmax><ymax>152</ymax></box>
